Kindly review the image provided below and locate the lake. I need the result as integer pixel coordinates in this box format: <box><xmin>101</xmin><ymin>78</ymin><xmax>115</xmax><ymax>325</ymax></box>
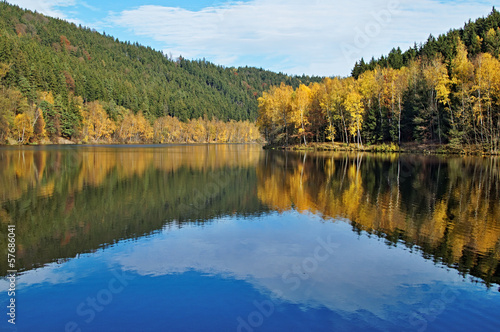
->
<box><xmin>0</xmin><ymin>144</ymin><xmax>499</xmax><ymax>331</ymax></box>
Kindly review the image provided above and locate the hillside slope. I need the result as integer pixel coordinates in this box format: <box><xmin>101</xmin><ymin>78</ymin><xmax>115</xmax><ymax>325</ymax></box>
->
<box><xmin>0</xmin><ymin>2</ymin><xmax>321</xmax><ymax>143</ymax></box>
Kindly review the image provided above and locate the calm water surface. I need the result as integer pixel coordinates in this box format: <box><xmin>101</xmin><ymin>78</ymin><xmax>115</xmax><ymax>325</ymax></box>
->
<box><xmin>0</xmin><ymin>144</ymin><xmax>499</xmax><ymax>331</ymax></box>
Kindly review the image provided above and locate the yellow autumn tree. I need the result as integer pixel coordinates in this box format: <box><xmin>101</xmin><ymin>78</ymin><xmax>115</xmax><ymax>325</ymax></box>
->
<box><xmin>451</xmin><ymin>39</ymin><xmax>475</xmax><ymax>145</ymax></box>
<box><xmin>423</xmin><ymin>56</ymin><xmax>450</xmax><ymax>144</ymax></box>
<box><xmin>273</xmin><ymin>83</ymin><xmax>294</xmax><ymax>145</ymax></box>
<box><xmin>153</xmin><ymin>117</ymin><xmax>168</xmax><ymax>143</ymax></box>
<box><xmin>153</xmin><ymin>116</ymin><xmax>185</xmax><ymax>143</ymax></box>
<box><xmin>257</xmin><ymin>83</ymin><xmax>293</xmax><ymax>145</ymax></box>
<box><xmin>117</xmin><ymin>111</ymin><xmax>153</xmax><ymax>143</ymax></box>
<box><xmin>216</xmin><ymin>120</ymin><xmax>228</xmax><ymax>143</ymax></box>
<box><xmin>344</xmin><ymin>80</ymin><xmax>364</xmax><ymax>147</ymax></box>
<box><xmin>380</xmin><ymin>67</ymin><xmax>399</xmax><ymax>131</ymax></box>
<box><xmin>308</xmin><ymin>82</ymin><xmax>327</xmax><ymax>143</ymax></box>
<box><xmin>13</xmin><ymin>113</ymin><xmax>34</xmax><ymax>143</ymax></box>
<box><xmin>321</xmin><ymin>77</ymin><xmax>341</xmax><ymax>143</ymax></box>
<box><xmin>192</xmin><ymin>117</ymin><xmax>207</xmax><ymax>142</ymax></box>
<box><xmin>205</xmin><ymin>117</ymin><xmax>217</xmax><ymax>142</ymax></box>
<box><xmin>82</xmin><ymin>101</ymin><xmax>115</xmax><ymax>142</ymax></box>
<box><xmin>358</xmin><ymin>69</ymin><xmax>378</xmax><ymax>111</ymax></box>
<box><xmin>257</xmin><ymin>91</ymin><xmax>274</xmax><ymax>143</ymax></box>
<box><xmin>38</xmin><ymin>91</ymin><xmax>55</xmax><ymax>105</ymax></box>
<box><xmin>135</xmin><ymin>112</ymin><xmax>153</xmax><ymax>143</ymax></box>
<box><xmin>291</xmin><ymin>84</ymin><xmax>311</xmax><ymax>145</ymax></box>
<box><xmin>472</xmin><ymin>53</ymin><xmax>500</xmax><ymax>150</ymax></box>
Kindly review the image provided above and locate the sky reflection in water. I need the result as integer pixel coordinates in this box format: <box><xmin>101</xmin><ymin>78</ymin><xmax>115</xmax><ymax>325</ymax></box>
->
<box><xmin>3</xmin><ymin>212</ymin><xmax>500</xmax><ymax>331</ymax></box>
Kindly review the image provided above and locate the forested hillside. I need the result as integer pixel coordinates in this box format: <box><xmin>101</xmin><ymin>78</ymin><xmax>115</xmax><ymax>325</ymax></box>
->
<box><xmin>0</xmin><ymin>2</ymin><xmax>320</xmax><ymax>144</ymax></box>
<box><xmin>258</xmin><ymin>8</ymin><xmax>500</xmax><ymax>153</ymax></box>
<box><xmin>351</xmin><ymin>8</ymin><xmax>500</xmax><ymax>78</ymax></box>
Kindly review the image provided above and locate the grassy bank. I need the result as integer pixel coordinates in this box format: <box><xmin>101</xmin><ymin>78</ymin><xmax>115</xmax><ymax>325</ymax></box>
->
<box><xmin>263</xmin><ymin>142</ymin><xmax>499</xmax><ymax>156</ymax></box>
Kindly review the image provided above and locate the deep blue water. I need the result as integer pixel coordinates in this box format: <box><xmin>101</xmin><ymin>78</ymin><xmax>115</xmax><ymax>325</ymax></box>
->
<box><xmin>2</xmin><ymin>213</ymin><xmax>499</xmax><ymax>331</ymax></box>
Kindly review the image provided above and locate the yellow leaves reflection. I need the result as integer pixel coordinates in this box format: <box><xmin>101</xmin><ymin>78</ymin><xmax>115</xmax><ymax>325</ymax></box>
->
<box><xmin>0</xmin><ymin>145</ymin><xmax>262</xmax><ymax>203</ymax></box>
<box><xmin>257</xmin><ymin>152</ymin><xmax>500</xmax><ymax>277</ymax></box>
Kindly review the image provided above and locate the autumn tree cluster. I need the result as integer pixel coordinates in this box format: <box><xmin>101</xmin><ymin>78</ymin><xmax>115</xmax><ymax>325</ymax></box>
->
<box><xmin>0</xmin><ymin>70</ymin><xmax>262</xmax><ymax>144</ymax></box>
<box><xmin>259</xmin><ymin>9</ymin><xmax>500</xmax><ymax>151</ymax></box>
<box><xmin>258</xmin><ymin>38</ymin><xmax>500</xmax><ymax>152</ymax></box>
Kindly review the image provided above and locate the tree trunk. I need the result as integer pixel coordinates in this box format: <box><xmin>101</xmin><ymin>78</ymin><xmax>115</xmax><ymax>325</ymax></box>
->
<box><xmin>357</xmin><ymin>116</ymin><xmax>363</xmax><ymax>148</ymax></box>
<box><xmin>398</xmin><ymin>96</ymin><xmax>402</xmax><ymax>145</ymax></box>
<box><xmin>284</xmin><ymin>114</ymin><xmax>288</xmax><ymax>146</ymax></box>
<box><xmin>434</xmin><ymin>91</ymin><xmax>442</xmax><ymax>145</ymax></box>
<box><xmin>341</xmin><ymin>109</ymin><xmax>348</xmax><ymax>144</ymax></box>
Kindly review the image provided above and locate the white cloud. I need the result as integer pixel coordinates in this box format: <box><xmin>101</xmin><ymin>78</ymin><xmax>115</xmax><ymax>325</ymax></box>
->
<box><xmin>7</xmin><ymin>0</ymin><xmax>77</xmax><ymax>20</ymax></box>
<box><xmin>7</xmin><ymin>0</ymin><xmax>499</xmax><ymax>75</ymax></box>
<box><xmin>108</xmin><ymin>0</ymin><xmax>497</xmax><ymax>76</ymax></box>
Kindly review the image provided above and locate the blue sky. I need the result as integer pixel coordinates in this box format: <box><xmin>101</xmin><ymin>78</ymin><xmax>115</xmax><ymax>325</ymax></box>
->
<box><xmin>6</xmin><ymin>0</ymin><xmax>498</xmax><ymax>76</ymax></box>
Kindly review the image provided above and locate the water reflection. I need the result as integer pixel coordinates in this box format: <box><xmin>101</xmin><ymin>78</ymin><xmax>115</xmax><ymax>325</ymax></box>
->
<box><xmin>5</xmin><ymin>214</ymin><xmax>500</xmax><ymax>331</ymax></box>
<box><xmin>0</xmin><ymin>145</ymin><xmax>268</xmax><ymax>274</ymax></box>
<box><xmin>0</xmin><ymin>146</ymin><xmax>499</xmax><ymax>288</ymax></box>
<box><xmin>258</xmin><ymin>151</ymin><xmax>500</xmax><ymax>287</ymax></box>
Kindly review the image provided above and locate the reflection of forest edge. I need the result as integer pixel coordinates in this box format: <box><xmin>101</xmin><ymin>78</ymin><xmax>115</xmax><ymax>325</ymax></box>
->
<box><xmin>0</xmin><ymin>145</ymin><xmax>268</xmax><ymax>275</ymax></box>
<box><xmin>258</xmin><ymin>151</ymin><xmax>500</xmax><ymax>288</ymax></box>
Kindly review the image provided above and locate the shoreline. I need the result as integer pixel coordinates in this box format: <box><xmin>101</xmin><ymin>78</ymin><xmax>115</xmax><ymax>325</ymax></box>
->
<box><xmin>1</xmin><ymin>138</ymin><xmax>264</xmax><ymax>147</ymax></box>
<box><xmin>2</xmin><ymin>140</ymin><xmax>498</xmax><ymax>156</ymax></box>
<box><xmin>263</xmin><ymin>142</ymin><xmax>500</xmax><ymax>156</ymax></box>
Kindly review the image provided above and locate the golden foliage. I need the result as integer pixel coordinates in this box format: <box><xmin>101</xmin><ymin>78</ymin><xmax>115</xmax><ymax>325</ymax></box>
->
<box><xmin>257</xmin><ymin>40</ymin><xmax>500</xmax><ymax>150</ymax></box>
<box><xmin>151</xmin><ymin>116</ymin><xmax>261</xmax><ymax>144</ymax></box>
<box><xmin>82</xmin><ymin>101</ymin><xmax>116</xmax><ymax>142</ymax></box>
<box><xmin>38</xmin><ymin>91</ymin><xmax>55</xmax><ymax>105</ymax></box>
<box><xmin>117</xmin><ymin>111</ymin><xmax>153</xmax><ymax>143</ymax></box>
<box><xmin>13</xmin><ymin>113</ymin><xmax>33</xmax><ymax>143</ymax></box>
<box><xmin>33</xmin><ymin>107</ymin><xmax>47</xmax><ymax>140</ymax></box>
<box><xmin>2</xmin><ymin>88</ymin><xmax>262</xmax><ymax>144</ymax></box>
